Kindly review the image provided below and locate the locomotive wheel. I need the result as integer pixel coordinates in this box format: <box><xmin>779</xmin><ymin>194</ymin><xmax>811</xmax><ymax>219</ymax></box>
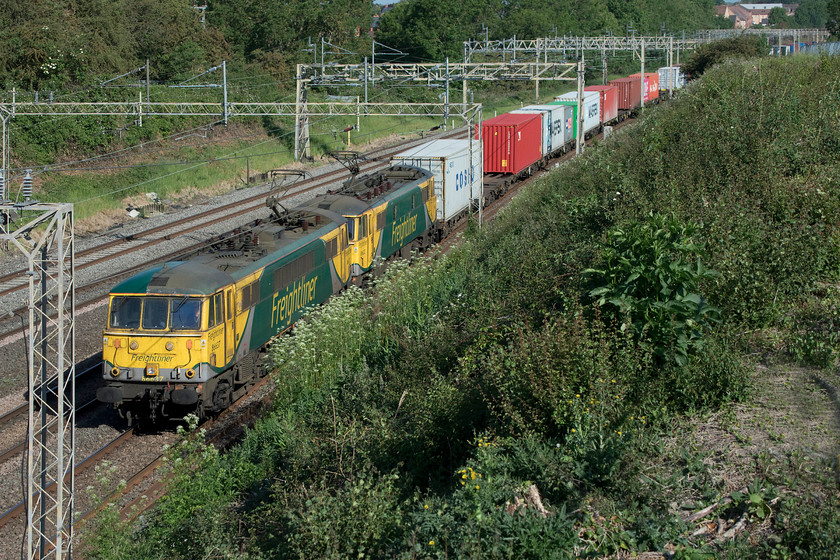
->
<box><xmin>213</xmin><ymin>382</ymin><xmax>233</xmax><ymax>412</ymax></box>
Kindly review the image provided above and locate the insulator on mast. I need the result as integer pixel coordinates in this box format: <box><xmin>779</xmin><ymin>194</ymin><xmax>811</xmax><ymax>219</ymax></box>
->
<box><xmin>22</xmin><ymin>170</ymin><xmax>33</xmax><ymax>201</ymax></box>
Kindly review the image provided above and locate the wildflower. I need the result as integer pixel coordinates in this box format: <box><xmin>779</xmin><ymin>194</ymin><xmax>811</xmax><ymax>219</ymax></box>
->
<box><xmin>576</xmin><ymin>394</ymin><xmax>580</xmax><ymax>398</ymax></box>
<box><xmin>475</xmin><ymin>485</ymin><xmax>480</xmax><ymax>490</ymax></box>
<box><xmin>429</xmin><ymin>540</ymin><xmax>435</xmax><ymax>546</ymax></box>
<box><xmin>571</xmin><ymin>428</ymin><xmax>576</xmax><ymax>433</ymax></box>
<box><xmin>424</xmin><ymin>504</ymin><xmax>429</xmax><ymax>509</ymax></box>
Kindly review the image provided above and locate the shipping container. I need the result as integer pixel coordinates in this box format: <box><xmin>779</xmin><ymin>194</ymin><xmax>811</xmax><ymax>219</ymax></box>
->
<box><xmin>608</xmin><ymin>77</ymin><xmax>643</xmax><ymax>110</ymax></box>
<box><xmin>511</xmin><ymin>104</ymin><xmax>571</xmax><ymax>156</ymax></box>
<box><xmin>629</xmin><ymin>72</ymin><xmax>660</xmax><ymax>102</ymax></box>
<box><xmin>584</xmin><ymin>85</ymin><xmax>619</xmax><ymax>125</ymax></box>
<box><xmin>510</xmin><ymin>108</ymin><xmax>551</xmax><ymax>157</ymax></box>
<box><xmin>480</xmin><ymin>113</ymin><xmax>543</xmax><ymax>175</ymax></box>
<box><xmin>391</xmin><ymin>139</ymin><xmax>482</xmax><ymax>223</ymax></box>
<box><xmin>550</xmin><ymin>91</ymin><xmax>601</xmax><ymax>139</ymax></box>
<box><xmin>657</xmin><ymin>67</ymin><xmax>683</xmax><ymax>91</ymax></box>
<box><xmin>657</xmin><ymin>66</ymin><xmax>685</xmax><ymax>92</ymax></box>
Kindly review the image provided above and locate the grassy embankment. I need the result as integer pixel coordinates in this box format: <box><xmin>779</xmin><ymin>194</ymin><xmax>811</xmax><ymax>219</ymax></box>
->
<box><xmin>84</xmin><ymin>55</ymin><xmax>840</xmax><ymax>559</ymax></box>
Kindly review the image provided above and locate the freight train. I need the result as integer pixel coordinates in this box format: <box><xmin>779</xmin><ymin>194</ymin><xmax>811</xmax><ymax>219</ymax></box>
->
<box><xmin>97</xmin><ymin>164</ymin><xmax>441</xmax><ymax>423</ymax></box>
<box><xmin>98</xmin><ymin>66</ymin><xmax>683</xmax><ymax>424</ymax></box>
<box><xmin>478</xmin><ymin>66</ymin><xmax>683</xmax><ymax>181</ymax></box>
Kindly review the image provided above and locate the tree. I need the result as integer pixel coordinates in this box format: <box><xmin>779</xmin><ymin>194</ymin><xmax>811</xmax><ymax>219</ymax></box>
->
<box><xmin>795</xmin><ymin>0</ymin><xmax>828</xmax><ymax>28</ymax></box>
<box><xmin>828</xmin><ymin>0</ymin><xmax>840</xmax><ymax>35</ymax></box>
<box><xmin>768</xmin><ymin>6</ymin><xmax>794</xmax><ymax>27</ymax></box>
<box><xmin>682</xmin><ymin>35</ymin><xmax>767</xmax><ymax>77</ymax></box>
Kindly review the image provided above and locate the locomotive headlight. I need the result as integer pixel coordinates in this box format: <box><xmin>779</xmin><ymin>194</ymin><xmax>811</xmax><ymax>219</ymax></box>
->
<box><xmin>185</xmin><ymin>369</ymin><xmax>195</xmax><ymax>379</ymax></box>
<box><xmin>130</xmin><ymin>341</ymin><xmax>139</xmax><ymax>350</ymax></box>
<box><xmin>103</xmin><ymin>337</ymin><xmax>108</xmax><ymax>345</ymax></box>
<box><xmin>110</xmin><ymin>367</ymin><xmax>120</xmax><ymax>377</ymax></box>
<box><xmin>165</xmin><ymin>341</ymin><xmax>174</xmax><ymax>351</ymax></box>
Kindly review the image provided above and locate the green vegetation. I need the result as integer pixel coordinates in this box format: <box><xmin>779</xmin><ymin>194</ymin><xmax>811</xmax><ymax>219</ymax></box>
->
<box><xmin>681</xmin><ymin>35</ymin><xmax>768</xmax><ymax>76</ymax></box>
<box><xmin>378</xmin><ymin>0</ymin><xmax>729</xmax><ymax>62</ymax></box>
<box><xmin>1</xmin><ymin>0</ymin><xmax>727</xmax><ymax>222</ymax></box>
<box><xmin>83</xmin><ymin>53</ymin><xmax>840</xmax><ymax>559</ymax></box>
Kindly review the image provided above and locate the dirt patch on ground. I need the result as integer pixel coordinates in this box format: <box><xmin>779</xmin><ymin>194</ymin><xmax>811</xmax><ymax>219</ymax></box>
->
<box><xmin>689</xmin><ymin>364</ymin><xmax>840</xmax><ymax>493</ymax></box>
<box><xmin>642</xmin><ymin>362</ymin><xmax>840</xmax><ymax>556</ymax></box>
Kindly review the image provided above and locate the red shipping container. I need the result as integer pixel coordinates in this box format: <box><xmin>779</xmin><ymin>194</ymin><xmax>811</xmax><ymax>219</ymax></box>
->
<box><xmin>608</xmin><ymin>77</ymin><xmax>642</xmax><ymax>110</ymax></box>
<box><xmin>629</xmin><ymin>73</ymin><xmax>660</xmax><ymax>102</ymax></box>
<box><xmin>479</xmin><ymin>113</ymin><xmax>542</xmax><ymax>174</ymax></box>
<box><xmin>585</xmin><ymin>85</ymin><xmax>619</xmax><ymax>125</ymax></box>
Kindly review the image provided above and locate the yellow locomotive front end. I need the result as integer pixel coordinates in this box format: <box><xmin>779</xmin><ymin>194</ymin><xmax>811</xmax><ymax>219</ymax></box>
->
<box><xmin>97</xmin><ymin>262</ymin><xmax>237</xmax><ymax>423</ymax></box>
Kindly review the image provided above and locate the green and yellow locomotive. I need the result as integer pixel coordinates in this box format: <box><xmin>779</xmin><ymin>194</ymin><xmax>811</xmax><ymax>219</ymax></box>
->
<box><xmin>97</xmin><ymin>165</ymin><xmax>436</xmax><ymax>423</ymax></box>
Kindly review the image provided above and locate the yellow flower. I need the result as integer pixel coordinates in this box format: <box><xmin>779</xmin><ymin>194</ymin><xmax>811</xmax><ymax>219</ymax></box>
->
<box><xmin>571</xmin><ymin>428</ymin><xmax>576</xmax><ymax>433</ymax></box>
<box><xmin>475</xmin><ymin>485</ymin><xmax>480</xmax><ymax>490</ymax></box>
<box><xmin>424</xmin><ymin>504</ymin><xmax>429</xmax><ymax>509</ymax></box>
<box><xmin>462</xmin><ymin>474</ymin><xmax>467</xmax><ymax>479</ymax></box>
<box><xmin>611</xmin><ymin>379</ymin><xmax>616</xmax><ymax>383</ymax></box>
<box><xmin>576</xmin><ymin>394</ymin><xmax>580</xmax><ymax>398</ymax></box>
<box><xmin>429</xmin><ymin>540</ymin><xmax>435</xmax><ymax>546</ymax></box>
<box><xmin>461</xmin><ymin>481</ymin><xmax>465</xmax><ymax>485</ymax></box>
<box><xmin>471</xmin><ymin>472</ymin><xmax>476</xmax><ymax>480</ymax></box>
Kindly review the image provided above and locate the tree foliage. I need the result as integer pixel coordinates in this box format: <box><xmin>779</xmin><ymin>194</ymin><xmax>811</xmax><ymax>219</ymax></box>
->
<box><xmin>376</xmin><ymin>0</ymin><xmax>721</xmax><ymax>61</ymax></box>
<box><xmin>768</xmin><ymin>6</ymin><xmax>795</xmax><ymax>27</ymax></box>
<box><xmin>795</xmin><ymin>0</ymin><xmax>828</xmax><ymax>28</ymax></box>
<box><xmin>682</xmin><ymin>34</ymin><xmax>767</xmax><ymax>77</ymax></box>
<box><xmin>828</xmin><ymin>0</ymin><xmax>840</xmax><ymax>36</ymax></box>
<box><xmin>0</xmin><ymin>0</ymin><xmax>726</xmax><ymax>88</ymax></box>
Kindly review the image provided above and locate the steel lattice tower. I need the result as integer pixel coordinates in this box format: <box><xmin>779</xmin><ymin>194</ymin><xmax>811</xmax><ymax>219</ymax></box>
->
<box><xmin>1</xmin><ymin>202</ymin><xmax>75</xmax><ymax>560</ymax></box>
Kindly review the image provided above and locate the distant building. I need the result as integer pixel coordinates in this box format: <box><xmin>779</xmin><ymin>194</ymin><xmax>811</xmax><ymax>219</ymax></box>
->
<box><xmin>715</xmin><ymin>3</ymin><xmax>798</xmax><ymax>28</ymax></box>
<box><xmin>371</xmin><ymin>3</ymin><xmax>396</xmax><ymax>36</ymax></box>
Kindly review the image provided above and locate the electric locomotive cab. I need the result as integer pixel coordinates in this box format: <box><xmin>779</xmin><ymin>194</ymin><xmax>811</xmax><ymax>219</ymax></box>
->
<box><xmin>97</xmin><ymin>262</ymin><xmax>237</xmax><ymax>422</ymax></box>
<box><xmin>342</xmin><ymin>166</ymin><xmax>436</xmax><ymax>280</ymax></box>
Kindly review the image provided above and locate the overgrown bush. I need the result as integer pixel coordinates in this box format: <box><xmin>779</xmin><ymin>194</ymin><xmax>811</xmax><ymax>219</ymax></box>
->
<box><xmin>585</xmin><ymin>212</ymin><xmax>720</xmax><ymax>365</ymax></box>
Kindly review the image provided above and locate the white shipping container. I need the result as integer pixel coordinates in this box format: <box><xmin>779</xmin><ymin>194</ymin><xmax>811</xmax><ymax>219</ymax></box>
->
<box><xmin>512</xmin><ymin>104</ymin><xmax>571</xmax><ymax>156</ymax></box>
<box><xmin>553</xmin><ymin>91</ymin><xmax>601</xmax><ymax>137</ymax></box>
<box><xmin>391</xmin><ymin>139</ymin><xmax>482</xmax><ymax>223</ymax></box>
<box><xmin>657</xmin><ymin>66</ymin><xmax>685</xmax><ymax>91</ymax></box>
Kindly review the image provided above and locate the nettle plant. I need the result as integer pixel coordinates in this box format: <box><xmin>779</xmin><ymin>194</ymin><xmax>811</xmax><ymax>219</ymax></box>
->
<box><xmin>585</xmin><ymin>213</ymin><xmax>720</xmax><ymax>365</ymax></box>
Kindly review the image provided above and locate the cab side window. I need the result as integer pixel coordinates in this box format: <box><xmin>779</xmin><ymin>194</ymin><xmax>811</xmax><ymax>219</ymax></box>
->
<box><xmin>357</xmin><ymin>216</ymin><xmax>368</xmax><ymax>240</ymax></box>
<box><xmin>208</xmin><ymin>293</ymin><xmax>224</xmax><ymax>328</ymax></box>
